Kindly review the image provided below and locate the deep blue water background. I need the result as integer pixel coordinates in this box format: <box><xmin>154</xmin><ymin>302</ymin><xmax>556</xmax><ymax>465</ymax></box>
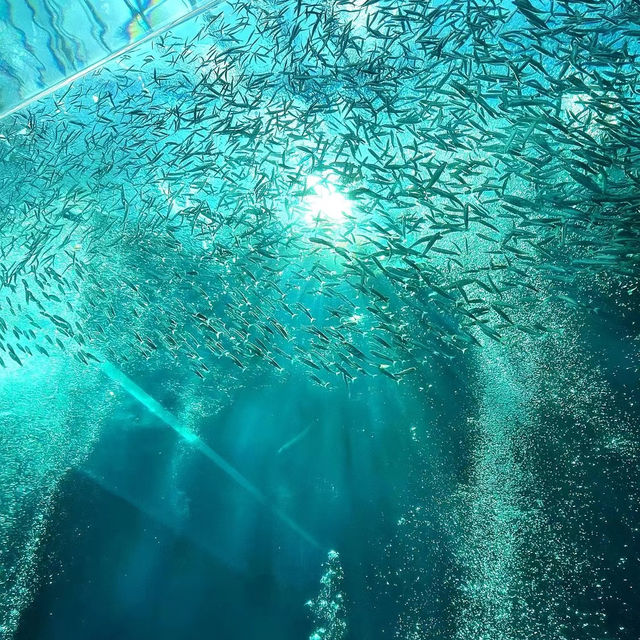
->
<box><xmin>14</xmin><ymin>355</ymin><xmax>473</xmax><ymax>639</ymax></box>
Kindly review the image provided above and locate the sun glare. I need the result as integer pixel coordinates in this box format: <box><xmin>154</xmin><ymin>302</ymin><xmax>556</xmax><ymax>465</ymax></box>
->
<box><xmin>303</xmin><ymin>173</ymin><xmax>352</xmax><ymax>226</ymax></box>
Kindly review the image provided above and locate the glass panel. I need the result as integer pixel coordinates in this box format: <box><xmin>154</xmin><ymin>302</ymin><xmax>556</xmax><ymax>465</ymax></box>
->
<box><xmin>0</xmin><ymin>0</ymin><xmax>218</xmax><ymax>117</ymax></box>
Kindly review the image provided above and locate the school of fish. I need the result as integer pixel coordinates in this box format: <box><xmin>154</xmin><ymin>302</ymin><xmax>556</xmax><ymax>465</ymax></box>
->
<box><xmin>0</xmin><ymin>0</ymin><xmax>639</xmax><ymax>388</ymax></box>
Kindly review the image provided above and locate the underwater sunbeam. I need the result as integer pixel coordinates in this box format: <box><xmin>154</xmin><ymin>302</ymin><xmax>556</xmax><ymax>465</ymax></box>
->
<box><xmin>303</xmin><ymin>172</ymin><xmax>352</xmax><ymax>226</ymax></box>
<box><xmin>99</xmin><ymin>360</ymin><xmax>321</xmax><ymax>550</ymax></box>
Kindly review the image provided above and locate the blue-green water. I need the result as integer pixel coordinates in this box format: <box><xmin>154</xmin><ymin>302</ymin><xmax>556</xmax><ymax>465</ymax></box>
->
<box><xmin>0</xmin><ymin>1</ymin><xmax>639</xmax><ymax>639</ymax></box>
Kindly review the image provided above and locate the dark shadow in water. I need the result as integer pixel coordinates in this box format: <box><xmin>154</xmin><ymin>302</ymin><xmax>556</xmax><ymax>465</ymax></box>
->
<box><xmin>16</xmin><ymin>351</ymin><xmax>476</xmax><ymax>640</ymax></box>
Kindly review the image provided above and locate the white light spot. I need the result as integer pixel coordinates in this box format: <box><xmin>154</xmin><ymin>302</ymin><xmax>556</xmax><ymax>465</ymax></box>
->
<box><xmin>303</xmin><ymin>172</ymin><xmax>352</xmax><ymax>226</ymax></box>
<box><xmin>562</xmin><ymin>93</ymin><xmax>589</xmax><ymax>118</ymax></box>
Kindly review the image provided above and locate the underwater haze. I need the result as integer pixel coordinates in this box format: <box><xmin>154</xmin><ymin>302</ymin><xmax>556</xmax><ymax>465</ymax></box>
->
<box><xmin>0</xmin><ymin>1</ymin><xmax>639</xmax><ymax>639</ymax></box>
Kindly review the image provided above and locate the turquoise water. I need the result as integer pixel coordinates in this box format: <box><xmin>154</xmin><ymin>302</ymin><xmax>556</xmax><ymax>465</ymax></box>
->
<box><xmin>0</xmin><ymin>1</ymin><xmax>639</xmax><ymax>639</ymax></box>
